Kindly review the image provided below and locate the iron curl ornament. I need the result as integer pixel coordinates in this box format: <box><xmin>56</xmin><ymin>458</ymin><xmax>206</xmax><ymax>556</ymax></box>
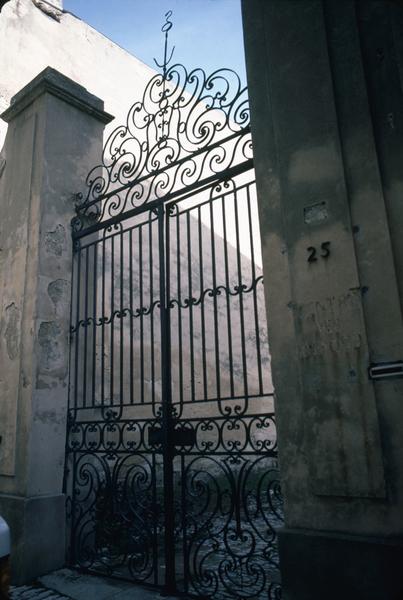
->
<box><xmin>72</xmin><ymin>12</ymin><xmax>252</xmax><ymax>236</ymax></box>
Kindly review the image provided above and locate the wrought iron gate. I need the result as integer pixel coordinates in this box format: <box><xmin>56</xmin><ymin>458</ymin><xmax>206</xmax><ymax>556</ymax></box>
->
<box><xmin>65</xmin><ymin>14</ymin><xmax>282</xmax><ymax>600</ymax></box>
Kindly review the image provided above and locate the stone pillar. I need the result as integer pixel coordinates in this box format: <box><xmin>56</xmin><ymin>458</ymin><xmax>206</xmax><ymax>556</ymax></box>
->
<box><xmin>242</xmin><ymin>1</ymin><xmax>403</xmax><ymax>599</ymax></box>
<box><xmin>0</xmin><ymin>67</ymin><xmax>113</xmax><ymax>584</ymax></box>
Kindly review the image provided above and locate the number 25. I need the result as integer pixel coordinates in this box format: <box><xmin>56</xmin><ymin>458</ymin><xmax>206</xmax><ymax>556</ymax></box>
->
<box><xmin>307</xmin><ymin>241</ymin><xmax>331</xmax><ymax>262</ymax></box>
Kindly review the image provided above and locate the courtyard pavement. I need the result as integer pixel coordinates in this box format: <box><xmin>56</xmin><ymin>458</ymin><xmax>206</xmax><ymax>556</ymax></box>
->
<box><xmin>10</xmin><ymin>569</ymin><xmax>181</xmax><ymax>600</ymax></box>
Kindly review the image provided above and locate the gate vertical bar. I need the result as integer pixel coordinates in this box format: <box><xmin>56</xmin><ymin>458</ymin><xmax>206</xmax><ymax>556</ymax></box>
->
<box><xmin>158</xmin><ymin>204</ymin><xmax>176</xmax><ymax>593</ymax></box>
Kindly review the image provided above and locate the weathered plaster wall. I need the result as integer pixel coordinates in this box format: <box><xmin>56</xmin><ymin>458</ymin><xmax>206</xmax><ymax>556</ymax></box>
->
<box><xmin>243</xmin><ymin>0</ymin><xmax>403</xmax><ymax>537</ymax></box>
<box><xmin>0</xmin><ymin>0</ymin><xmax>155</xmax><ymax>149</ymax></box>
<box><xmin>242</xmin><ymin>1</ymin><xmax>403</xmax><ymax>599</ymax></box>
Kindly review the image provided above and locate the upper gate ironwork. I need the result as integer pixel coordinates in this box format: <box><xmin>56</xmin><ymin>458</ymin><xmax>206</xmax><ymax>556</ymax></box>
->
<box><xmin>72</xmin><ymin>13</ymin><xmax>252</xmax><ymax>236</ymax></box>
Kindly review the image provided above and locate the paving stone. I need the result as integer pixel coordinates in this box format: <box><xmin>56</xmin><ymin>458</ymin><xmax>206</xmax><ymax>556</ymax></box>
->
<box><xmin>11</xmin><ymin>569</ymin><xmax>184</xmax><ymax>600</ymax></box>
<box><xmin>38</xmin><ymin>569</ymin><xmax>131</xmax><ymax>600</ymax></box>
<box><xmin>10</xmin><ymin>585</ymin><xmax>71</xmax><ymax>599</ymax></box>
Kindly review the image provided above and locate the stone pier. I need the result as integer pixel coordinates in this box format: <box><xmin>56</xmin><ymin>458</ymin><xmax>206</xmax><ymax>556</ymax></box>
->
<box><xmin>0</xmin><ymin>68</ymin><xmax>113</xmax><ymax>584</ymax></box>
<box><xmin>241</xmin><ymin>1</ymin><xmax>403</xmax><ymax>599</ymax></box>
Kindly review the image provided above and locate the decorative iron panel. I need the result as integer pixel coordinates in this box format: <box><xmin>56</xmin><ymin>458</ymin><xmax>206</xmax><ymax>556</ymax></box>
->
<box><xmin>65</xmin><ymin>12</ymin><xmax>282</xmax><ymax>600</ymax></box>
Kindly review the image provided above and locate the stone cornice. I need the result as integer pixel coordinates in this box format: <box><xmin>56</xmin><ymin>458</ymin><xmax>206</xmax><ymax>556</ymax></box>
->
<box><xmin>1</xmin><ymin>67</ymin><xmax>114</xmax><ymax>125</ymax></box>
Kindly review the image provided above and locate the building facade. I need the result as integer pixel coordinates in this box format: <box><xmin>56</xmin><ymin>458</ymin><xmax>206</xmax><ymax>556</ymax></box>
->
<box><xmin>0</xmin><ymin>0</ymin><xmax>156</xmax><ymax>150</ymax></box>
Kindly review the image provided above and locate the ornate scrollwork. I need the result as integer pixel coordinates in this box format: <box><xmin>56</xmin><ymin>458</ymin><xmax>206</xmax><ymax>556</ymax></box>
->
<box><xmin>73</xmin><ymin>61</ymin><xmax>251</xmax><ymax>233</ymax></box>
<box><xmin>67</xmin><ymin>411</ymin><xmax>277</xmax><ymax>457</ymax></box>
<box><xmin>70</xmin><ymin>277</ymin><xmax>263</xmax><ymax>334</ymax></box>
<box><xmin>67</xmin><ymin>452</ymin><xmax>157</xmax><ymax>581</ymax></box>
<box><xmin>180</xmin><ymin>455</ymin><xmax>283</xmax><ymax>599</ymax></box>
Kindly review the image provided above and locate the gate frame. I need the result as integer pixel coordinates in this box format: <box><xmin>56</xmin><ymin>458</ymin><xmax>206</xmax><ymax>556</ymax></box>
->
<box><xmin>65</xmin><ymin>14</ymin><xmax>282</xmax><ymax>598</ymax></box>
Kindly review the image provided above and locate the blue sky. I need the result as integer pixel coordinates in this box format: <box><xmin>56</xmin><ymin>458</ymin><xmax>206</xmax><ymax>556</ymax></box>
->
<box><xmin>63</xmin><ymin>0</ymin><xmax>247</xmax><ymax>85</ymax></box>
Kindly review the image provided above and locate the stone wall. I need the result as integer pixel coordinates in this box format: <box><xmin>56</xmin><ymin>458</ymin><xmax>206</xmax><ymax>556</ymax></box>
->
<box><xmin>242</xmin><ymin>1</ymin><xmax>403</xmax><ymax>599</ymax></box>
<box><xmin>0</xmin><ymin>68</ymin><xmax>113</xmax><ymax>584</ymax></box>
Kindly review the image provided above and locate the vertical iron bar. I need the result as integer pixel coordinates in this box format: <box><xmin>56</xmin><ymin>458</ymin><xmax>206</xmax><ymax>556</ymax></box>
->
<box><xmin>221</xmin><ymin>195</ymin><xmax>235</xmax><ymax>398</ymax></box>
<box><xmin>140</xmin><ymin>225</ymin><xmax>144</xmax><ymax>403</ymax></box>
<box><xmin>209</xmin><ymin>195</ymin><xmax>221</xmax><ymax>402</ymax></box>
<box><xmin>234</xmin><ymin>189</ymin><xmax>249</xmax><ymax>402</ymax></box>
<box><xmin>120</xmin><ymin>229</ymin><xmax>124</xmax><ymax>407</ymax></box>
<box><xmin>68</xmin><ymin>243</ymin><xmax>80</xmax><ymax>562</ymax></box>
<box><xmin>82</xmin><ymin>247</ymin><xmax>89</xmax><ymax>407</ymax></box>
<box><xmin>110</xmin><ymin>234</ymin><xmax>115</xmax><ymax>407</ymax></box>
<box><xmin>152</xmin><ymin>452</ymin><xmax>158</xmax><ymax>585</ymax></box>
<box><xmin>101</xmin><ymin>235</ymin><xmax>106</xmax><ymax>408</ymax></box>
<box><xmin>197</xmin><ymin>206</ymin><xmax>208</xmax><ymax>399</ymax></box>
<box><xmin>181</xmin><ymin>454</ymin><xmax>189</xmax><ymax>593</ymax></box>
<box><xmin>73</xmin><ymin>247</ymin><xmax>81</xmax><ymax>411</ymax></box>
<box><xmin>62</xmin><ymin>239</ymin><xmax>78</xmax><ymax>494</ymax></box>
<box><xmin>246</xmin><ymin>183</ymin><xmax>263</xmax><ymax>395</ymax></box>
<box><xmin>186</xmin><ymin>211</ymin><xmax>195</xmax><ymax>402</ymax></box>
<box><xmin>149</xmin><ymin>213</ymin><xmax>155</xmax><ymax>409</ymax></box>
<box><xmin>91</xmin><ymin>243</ymin><xmax>98</xmax><ymax>406</ymax></box>
<box><xmin>176</xmin><ymin>209</ymin><xmax>183</xmax><ymax>407</ymax></box>
<box><xmin>159</xmin><ymin>204</ymin><xmax>176</xmax><ymax>594</ymax></box>
<box><xmin>69</xmin><ymin>452</ymin><xmax>78</xmax><ymax>564</ymax></box>
<box><xmin>129</xmin><ymin>228</ymin><xmax>134</xmax><ymax>405</ymax></box>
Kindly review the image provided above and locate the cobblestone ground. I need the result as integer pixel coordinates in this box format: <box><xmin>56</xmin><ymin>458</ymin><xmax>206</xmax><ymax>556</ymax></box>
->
<box><xmin>9</xmin><ymin>569</ymin><xmax>179</xmax><ymax>600</ymax></box>
<box><xmin>10</xmin><ymin>585</ymin><xmax>71</xmax><ymax>600</ymax></box>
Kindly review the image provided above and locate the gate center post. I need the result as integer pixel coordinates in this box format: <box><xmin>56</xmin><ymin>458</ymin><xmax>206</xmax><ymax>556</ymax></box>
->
<box><xmin>158</xmin><ymin>203</ymin><xmax>177</xmax><ymax>594</ymax></box>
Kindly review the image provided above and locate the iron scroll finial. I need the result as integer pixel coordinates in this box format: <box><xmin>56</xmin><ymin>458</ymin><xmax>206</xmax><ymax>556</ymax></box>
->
<box><xmin>154</xmin><ymin>10</ymin><xmax>175</xmax><ymax>77</ymax></box>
